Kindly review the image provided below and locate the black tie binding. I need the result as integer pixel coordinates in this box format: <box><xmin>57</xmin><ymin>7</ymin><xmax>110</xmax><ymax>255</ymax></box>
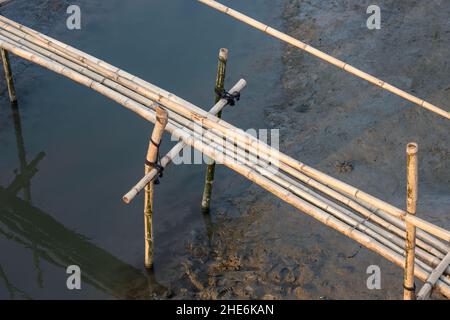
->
<box><xmin>215</xmin><ymin>88</ymin><xmax>241</xmax><ymax>106</ymax></box>
<box><xmin>146</xmin><ymin>138</ymin><xmax>164</xmax><ymax>185</ymax></box>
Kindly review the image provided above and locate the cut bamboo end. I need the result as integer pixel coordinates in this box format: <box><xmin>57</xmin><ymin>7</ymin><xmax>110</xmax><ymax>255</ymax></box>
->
<box><xmin>219</xmin><ymin>48</ymin><xmax>228</xmax><ymax>61</ymax></box>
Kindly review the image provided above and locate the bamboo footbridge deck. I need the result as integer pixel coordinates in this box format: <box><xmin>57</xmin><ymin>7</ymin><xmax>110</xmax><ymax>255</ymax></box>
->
<box><xmin>0</xmin><ymin>1</ymin><xmax>449</xmax><ymax>300</ymax></box>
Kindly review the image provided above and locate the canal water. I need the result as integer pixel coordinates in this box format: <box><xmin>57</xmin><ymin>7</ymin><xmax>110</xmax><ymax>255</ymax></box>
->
<box><xmin>0</xmin><ymin>0</ymin><xmax>285</xmax><ymax>299</ymax></box>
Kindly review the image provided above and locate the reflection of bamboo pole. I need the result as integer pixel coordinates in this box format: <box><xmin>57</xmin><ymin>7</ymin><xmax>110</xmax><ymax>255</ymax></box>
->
<box><xmin>0</xmin><ymin>187</ymin><xmax>165</xmax><ymax>298</ymax></box>
<box><xmin>144</xmin><ymin>107</ymin><xmax>168</xmax><ymax>269</ymax></box>
<box><xmin>1</xmin><ymin>48</ymin><xmax>17</xmax><ymax>104</ymax></box>
<box><xmin>418</xmin><ymin>252</ymin><xmax>450</xmax><ymax>300</ymax></box>
<box><xmin>404</xmin><ymin>143</ymin><xmax>418</xmax><ymax>300</ymax></box>
<box><xmin>201</xmin><ymin>48</ymin><xmax>228</xmax><ymax>213</ymax></box>
<box><xmin>196</xmin><ymin>0</ymin><xmax>450</xmax><ymax>120</ymax></box>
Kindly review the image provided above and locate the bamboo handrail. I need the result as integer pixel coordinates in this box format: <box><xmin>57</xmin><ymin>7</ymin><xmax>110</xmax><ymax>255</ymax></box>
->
<box><xmin>196</xmin><ymin>0</ymin><xmax>450</xmax><ymax>120</ymax></box>
<box><xmin>1</xmin><ymin>18</ymin><xmax>447</xmax><ymax>243</ymax></box>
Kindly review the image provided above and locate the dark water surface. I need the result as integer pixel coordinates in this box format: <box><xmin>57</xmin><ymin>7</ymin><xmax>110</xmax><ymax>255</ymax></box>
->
<box><xmin>0</xmin><ymin>0</ymin><xmax>284</xmax><ymax>299</ymax></box>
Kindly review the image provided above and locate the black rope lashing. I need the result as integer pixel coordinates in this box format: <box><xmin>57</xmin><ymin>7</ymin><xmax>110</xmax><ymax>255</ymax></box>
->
<box><xmin>146</xmin><ymin>138</ymin><xmax>164</xmax><ymax>185</ymax></box>
<box><xmin>403</xmin><ymin>283</ymin><xmax>416</xmax><ymax>292</ymax></box>
<box><xmin>215</xmin><ymin>88</ymin><xmax>241</xmax><ymax>106</ymax></box>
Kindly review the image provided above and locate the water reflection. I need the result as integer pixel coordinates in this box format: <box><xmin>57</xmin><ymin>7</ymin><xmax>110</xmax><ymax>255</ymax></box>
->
<box><xmin>0</xmin><ymin>102</ymin><xmax>166</xmax><ymax>299</ymax></box>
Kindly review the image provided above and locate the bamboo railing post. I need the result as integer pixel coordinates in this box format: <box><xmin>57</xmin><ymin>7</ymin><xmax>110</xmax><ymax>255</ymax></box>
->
<box><xmin>144</xmin><ymin>106</ymin><xmax>168</xmax><ymax>269</ymax></box>
<box><xmin>1</xmin><ymin>48</ymin><xmax>17</xmax><ymax>104</ymax></box>
<box><xmin>201</xmin><ymin>48</ymin><xmax>228</xmax><ymax>213</ymax></box>
<box><xmin>404</xmin><ymin>142</ymin><xmax>419</xmax><ymax>300</ymax></box>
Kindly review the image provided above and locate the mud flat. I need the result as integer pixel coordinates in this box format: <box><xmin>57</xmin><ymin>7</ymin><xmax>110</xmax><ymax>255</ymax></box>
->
<box><xmin>172</xmin><ymin>0</ymin><xmax>450</xmax><ymax>299</ymax></box>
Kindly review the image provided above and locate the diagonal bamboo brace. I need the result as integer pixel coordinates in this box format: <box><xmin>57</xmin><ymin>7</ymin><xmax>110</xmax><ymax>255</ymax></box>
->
<box><xmin>122</xmin><ymin>79</ymin><xmax>246</xmax><ymax>204</ymax></box>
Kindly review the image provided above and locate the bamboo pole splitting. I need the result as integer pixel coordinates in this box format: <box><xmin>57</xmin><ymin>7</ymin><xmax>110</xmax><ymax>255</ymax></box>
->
<box><xmin>123</xmin><ymin>78</ymin><xmax>247</xmax><ymax>204</ymax></box>
<box><xmin>2</xmin><ymin>18</ymin><xmax>448</xmax><ymax>243</ymax></box>
<box><xmin>196</xmin><ymin>0</ymin><xmax>450</xmax><ymax>120</ymax></box>
<box><xmin>418</xmin><ymin>252</ymin><xmax>450</xmax><ymax>300</ymax></box>
<box><xmin>3</xmin><ymin>39</ymin><xmax>450</xmax><ymax>298</ymax></box>
<box><xmin>201</xmin><ymin>48</ymin><xmax>228</xmax><ymax>213</ymax></box>
<box><xmin>1</xmin><ymin>48</ymin><xmax>17</xmax><ymax>104</ymax></box>
<box><xmin>143</xmin><ymin>107</ymin><xmax>168</xmax><ymax>269</ymax></box>
<box><xmin>404</xmin><ymin>143</ymin><xmax>419</xmax><ymax>300</ymax></box>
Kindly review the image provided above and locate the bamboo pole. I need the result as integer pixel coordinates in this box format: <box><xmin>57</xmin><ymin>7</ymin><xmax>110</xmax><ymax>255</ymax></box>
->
<box><xmin>1</xmin><ymin>48</ymin><xmax>17</xmax><ymax>104</ymax></box>
<box><xmin>3</xmin><ymin>40</ymin><xmax>449</xmax><ymax>297</ymax></box>
<box><xmin>144</xmin><ymin>107</ymin><xmax>168</xmax><ymax>269</ymax></box>
<box><xmin>123</xmin><ymin>79</ymin><xmax>246</xmax><ymax>204</ymax></box>
<box><xmin>2</xmin><ymin>21</ymin><xmax>448</xmax><ymax>243</ymax></box>
<box><xmin>418</xmin><ymin>252</ymin><xmax>450</xmax><ymax>300</ymax></box>
<box><xmin>196</xmin><ymin>0</ymin><xmax>450</xmax><ymax>120</ymax></box>
<box><xmin>404</xmin><ymin>143</ymin><xmax>419</xmax><ymax>300</ymax></box>
<box><xmin>201</xmin><ymin>48</ymin><xmax>228</xmax><ymax>213</ymax></box>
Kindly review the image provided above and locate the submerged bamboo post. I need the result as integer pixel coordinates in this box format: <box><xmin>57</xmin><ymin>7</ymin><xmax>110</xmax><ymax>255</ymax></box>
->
<box><xmin>1</xmin><ymin>48</ymin><xmax>17</xmax><ymax>104</ymax></box>
<box><xmin>201</xmin><ymin>48</ymin><xmax>228</xmax><ymax>213</ymax></box>
<box><xmin>144</xmin><ymin>106</ymin><xmax>168</xmax><ymax>269</ymax></box>
<box><xmin>404</xmin><ymin>142</ymin><xmax>419</xmax><ymax>300</ymax></box>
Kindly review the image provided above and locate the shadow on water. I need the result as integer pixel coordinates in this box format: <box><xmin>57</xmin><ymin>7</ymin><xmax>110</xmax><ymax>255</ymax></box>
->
<box><xmin>0</xmin><ymin>102</ymin><xmax>167</xmax><ymax>299</ymax></box>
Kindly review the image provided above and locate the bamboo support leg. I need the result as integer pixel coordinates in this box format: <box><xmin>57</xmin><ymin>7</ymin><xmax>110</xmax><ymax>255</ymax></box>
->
<box><xmin>404</xmin><ymin>143</ymin><xmax>418</xmax><ymax>300</ymax></box>
<box><xmin>201</xmin><ymin>48</ymin><xmax>228</xmax><ymax>213</ymax></box>
<box><xmin>144</xmin><ymin>107</ymin><xmax>168</xmax><ymax>269</ymax></box>
<box><xmin>1</xmin><ymin>48</ymin><xmax>17</xmax><ymax>104</ymax></box>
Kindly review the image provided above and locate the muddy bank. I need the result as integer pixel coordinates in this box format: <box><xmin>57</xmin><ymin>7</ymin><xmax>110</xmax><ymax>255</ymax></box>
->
<box><xmin>1</xmin><ymin>1</ymin><xmax>448</xmax><ymax>300</ymax></box>
<box><xmin>169</xmin><ymin>0</ymin><xmax>449</xmax><ymax>299</ymax></box>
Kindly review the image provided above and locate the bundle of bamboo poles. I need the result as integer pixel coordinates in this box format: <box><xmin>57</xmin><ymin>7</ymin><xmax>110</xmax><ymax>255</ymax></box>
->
<box><xmin>1</xmin><ymin>15</ymin><xmax>449</xmax><ymax>298</ymax></box>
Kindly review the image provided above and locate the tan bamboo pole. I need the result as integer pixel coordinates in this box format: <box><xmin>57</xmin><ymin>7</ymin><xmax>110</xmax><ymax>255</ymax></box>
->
<box><xmin>418</xmin><ymin>252</ymin><xmax>450</xmax><ymax>300</ymax></box>
<box><xmin>123</xmin><ymin>79</ymin><xmax>246</xmax><ymax>204</ymax></box>
<box><xmin>404</xmin><ymin>143</ymin><xmax>419</xmax><ymax>299</ymax></box>
<box><xmin>201</xmin><ymin>48</ymin><xmax>228</xmax><ymax>213</ymax></box>
<box><xmin>3</xmin><ymin>40</ymin><xmax>449</xmax><ymax>297</ymax></box>
<box><xmin>1</xmin><ymin>48</ymin><xmax>17</xmax><ymax>104</ymax></box>
<box><xmin>1</xmin><ymin>27</ymin><xmax>449</xmax><ymax>244</ymax></box>
<box><xmin>143</xmin><ymin>107</ymin><xmax>168</xmax><ymax>269</ymax></box>
<box><xmin>196</xmin><ymin>0</ymin><xmax>450</xmax><ymax>120</ymax></box>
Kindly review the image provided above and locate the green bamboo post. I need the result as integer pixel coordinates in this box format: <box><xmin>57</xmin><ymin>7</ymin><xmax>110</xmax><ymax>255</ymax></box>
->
<box><xmin>1</xmin><ymin>48</ymin><xmax>17</xmax><ymax>104</ymax></box>
<box><xmin>201</xmin><ymin>48</ymin><xmax>228</xmax><ymax>213</ymax></box>
<box><xmin>144</xmin><ymin>106</ymin><xmax>168</xmax><ymax>269</ymax></box>
<box><xmin>404</xmin><ymin>142</ymin><xmax>418</xmax><ymax>300</ymax></box>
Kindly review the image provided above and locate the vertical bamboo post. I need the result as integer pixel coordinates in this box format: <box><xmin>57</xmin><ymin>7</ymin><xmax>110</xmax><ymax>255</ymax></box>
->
<box><xmin>201</xmin><ymin>48</ymin><xmax>228</xmax><ymax>213</ymax></box>
<box><xmin>144</xmin><ymin>106</ymin><xmax>168</xmax><ymax>269</ymax></box>
<box><xmin>404</xmin><ymin>142</ymin><xmax>418</xmax><ymax>300</ymax></box>
<box><xmin>1</xmin><ymin>48</ymin><xmax>17</xmax><ymax>104</ymax></box>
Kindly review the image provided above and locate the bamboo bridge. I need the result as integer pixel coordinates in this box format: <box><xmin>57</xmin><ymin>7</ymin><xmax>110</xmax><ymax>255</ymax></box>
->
<box><xmin>0</xmin><ymin>1</ymin><xmax>449</xmax><ymax>300</ymax></box>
